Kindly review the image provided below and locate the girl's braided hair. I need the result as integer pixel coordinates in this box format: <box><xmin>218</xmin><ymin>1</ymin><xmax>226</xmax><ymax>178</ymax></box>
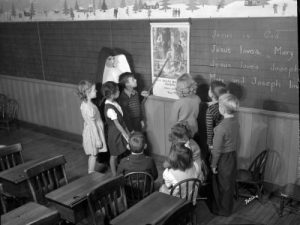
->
<box><xmin>76</xmin><ymin>80</ymin><xmax>94</xmax><ymax>102</ymax></box>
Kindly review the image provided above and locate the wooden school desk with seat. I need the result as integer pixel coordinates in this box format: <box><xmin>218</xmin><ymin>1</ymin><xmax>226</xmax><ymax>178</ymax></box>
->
<box><xmin>1</xmin><ymin>201</ymin><xmax>60</xmax><ymax>225</ymax></box>
<box><xmin>110</xmin><ymin>191</ymin><xmax>186</xmax><ymax>225</ymax></box>
<box><xmin>0</xmin><ymin>158</ymin><xmax>49</xmax><ymax>199</ymax></box>
<box><xmin>45</xmin><ymin>172</ymin><xmax>110</xmax><ymax>224</ymax></box>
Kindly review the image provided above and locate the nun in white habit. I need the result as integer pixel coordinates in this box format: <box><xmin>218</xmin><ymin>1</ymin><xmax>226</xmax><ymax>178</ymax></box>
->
<box><xmin>102</xmin><ymin>54</ymin><xmax>131</xmax><ymax>84</ymax></box>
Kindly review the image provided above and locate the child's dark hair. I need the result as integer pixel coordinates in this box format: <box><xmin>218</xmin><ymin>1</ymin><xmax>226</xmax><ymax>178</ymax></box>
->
<box><xmin>168</xmin><ymin>143</ymin><xmax>193</xmax><ymax>171</ymax></box>
<box><xmin>119</xmin><ymin>72</ymin><xmax>135</xmax><ymax>88</ymax></box>
<box><xmin>77</xmin><ymin>80</ymin><xmax>95</xmax><ymax>102</ymax></box>
<box><xmin>210</xmin><ymin>80</ymin><xmax>227</xmax><ymax>100</ymax></box>
<box><xmin>129</xmin><ymin>131</ymin><xmax>145</xmax><ymax>153</ymax></box>
<box><xmin>101</xmin><ymin>81</ymin><xmax>119</xmax><ymax>99</ymax></box>
<box><xmin>168</xmin><ymin>121</ymin><xmax>192</xmax><ymax>143</ymax></box>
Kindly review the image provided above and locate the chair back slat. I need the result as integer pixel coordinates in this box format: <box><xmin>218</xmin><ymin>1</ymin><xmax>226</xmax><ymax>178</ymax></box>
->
<box><xmin>5</xmin><ymin>99</ymin><xmax>18</xmax><ymax>120</ymax></box>
<box><xmin>11</xmin><ymin>154</ymin><xmax>16</xmax><ymax>167</ymax></box>
<box><xmin>4</xmin><ymin>156</ymin><xmax>10</xmax><ymax>169</ymax></box>
<box><xmin>0</xmin><ymin>158</ymin><xmax>5</xmax><ymax>171</ymax></box>
<box><xmin>0</xmin><ymin>144</ymin><xmax>24</xmax><ymax>172</ymax></box>
<box><xmin>47</xmin><ymin>170</ymin><xmax>55</xmax><ymax>190</ymax></box>
<box><xmin>25</xmin><ymin>155</ymin><xmax>68</xmax><ymax>204</ymax></box>
<box><xmin>170</xmin><ymin>178</ymin><xmax>202</xmax><ymax>205</ymax></box>
<box><xmin>87</xmin><ymin>175</ymin><xmax>128</xmax><ymax>225</ymax></box>
<box><xmin>124</xmin><ymin>172</ymin><xmax>154</xmax><ymax>207</ymax></box>
<box><xmin>249</xmin><ymin>149</ymin><xmax>269</xmax><ymax>181</ymax></box>
<box><xmin>0</xmin><ymin>183</ymin><xmax>7</xmax><ymax>214</ymax></box>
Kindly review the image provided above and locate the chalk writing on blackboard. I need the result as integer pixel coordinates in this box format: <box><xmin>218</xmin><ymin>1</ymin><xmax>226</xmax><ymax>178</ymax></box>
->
<box><xmin>212</xmin><ymin>30</ymin><xmax>232</xmax><ymax>39</ymax></box>
<box><xmin>273</xmin><ymin>46</ymin><xmax>293</xmax><ymax>61</ymax></box>
<box><xmin>240</xmin><ymin>46</ymin><xmax>261</xmax><ymax>55</ymax></box>
<box><xmin>211</xmin><ymin>45</ymin><xmax>231</xmax><ymax>54</ymax></box>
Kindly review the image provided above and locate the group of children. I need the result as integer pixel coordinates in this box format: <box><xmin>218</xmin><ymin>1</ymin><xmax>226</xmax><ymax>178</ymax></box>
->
<box><xmin>77</xmin><ymin>72</ymin><xmax>239</xmax><ymax>217</ymax></box>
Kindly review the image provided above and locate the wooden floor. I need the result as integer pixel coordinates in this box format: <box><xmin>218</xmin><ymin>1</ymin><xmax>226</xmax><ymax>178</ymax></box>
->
<box><xmin>1</xmin><ymin>127</ymin><xmax>300</xmax><ymax>225</ymax></box>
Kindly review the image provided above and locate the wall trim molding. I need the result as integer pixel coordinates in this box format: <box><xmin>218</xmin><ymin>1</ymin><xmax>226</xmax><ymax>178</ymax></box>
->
<box><xmin>0</xmin><ymin>74</ymin><xmax>77</xmax><ymax>89</ymax></box>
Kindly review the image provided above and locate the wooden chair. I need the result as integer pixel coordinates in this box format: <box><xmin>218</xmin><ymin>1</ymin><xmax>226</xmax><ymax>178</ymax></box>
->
<box><xmin>170</xmin><ymin>178</ymin><xmax>202</xmax><ymax>205</ymax></box>
<box><xmin>0</xmin><ymin>98</ymin><xmax>19</xmax><ymax>133</ymax></box>
<box><xmin>161</xmin><ymin>201</ymin><xmax>196</xmax><ymax>225</ymax></box>
<box><xmin>236</xmin><ymin>149</ymin><xmax>269</xmax><ymax>201</ymax></box>
<box><xmin>124</xmin><ymin>172</ymin><xmax>154</xmax><ymax>207</ymax></box>
<box><xmin>0</xmin><ymin>94</ymin><xmax>7</xmax><ymax>119</ymax></box>
<box><xmin>24</xmin><ymin>155</ymin><xmax>68</xmax><ymax>204</ymax></box>
<box><xmin>0</xmin><ymin>183</ymin><xmax>7</xmax><ymax>214</ymax></box>
<box><xmin>0</xmin><ymin>143</ymin><xmax>24</xmax><ymax>172</ymax></box>
<box><xmin>87</xmin><ymin>175</ymin><xmax>128</xmax><ymax>225</ymax></box>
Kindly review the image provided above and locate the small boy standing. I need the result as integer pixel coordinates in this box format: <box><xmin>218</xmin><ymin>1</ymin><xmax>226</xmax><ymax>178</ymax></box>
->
<box><xmin>118</xmin><ymin>72</ymin><xmax>147</xmax><ymax>132</ymax></box>
<box><xmin>117</xmin><ymin>131</ymin><xmax>158</xmax><ymax>180</ymax></box>
<box><xmin>211</xmin><ymin>93</ymin><xmax>239</xmax><ymax>216</ymax></box>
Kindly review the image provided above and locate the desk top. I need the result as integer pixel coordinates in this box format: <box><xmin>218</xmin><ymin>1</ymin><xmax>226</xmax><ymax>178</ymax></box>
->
<box><xmin>110</xmin><ymin>192</ymin><xmax>186</xmax><ymax>225</ymax></box>
<box><xmin>0</xmin><ymin>159</ymin><xmax>42</xmax><ymax>184</ymax></box>
<box><xmin>280</xmin><ymin>183</ymin><xmax>300</xmax><ymax>201</ymax></box>
<box><xmin>1</xmin><ymin>202</ymin><xmax>59</xmax><ymax>225</ymax></box>
<box><xmin>46</xmin><ymin>172</ymin><xmax>109</xmax><ymax>207</ymax></box>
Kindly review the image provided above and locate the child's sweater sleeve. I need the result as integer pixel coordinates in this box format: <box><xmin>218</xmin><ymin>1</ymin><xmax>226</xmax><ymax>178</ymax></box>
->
<box><xmin>162</xmin><ymin>169</ymin><xmax>175</xmax><ymax>188</ymax></box>
<box><xmin>206</xmin><ymin>108</ymin><xmax>214</xmax><ymax>146</ymax></box>
<box><xmin>211</xmin><ymin>126</ymin><xmax>225</xmax><ymax>168</ymax></box>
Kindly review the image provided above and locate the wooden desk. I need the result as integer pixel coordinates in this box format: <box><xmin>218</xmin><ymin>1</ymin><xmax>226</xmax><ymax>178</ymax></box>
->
<box><xmin>0</xmin><ymin>159</ymin><xmax>44</xmax><ymax>199</ymax></box>
<box><xmin>279</xmin><ymin>183</ymin><xmax>300</xmax><ymax>216</ymax></box>
<box><xmin>45</xmin><ymin>172</ymin><xmax>109</xmax><ymax>224</ymax></box>
<box><xmin>1</xmin><ymin>202</ymin><xmax>60</xmax><ymax>225</ymax></box>
<box><xmin>110</xmin><ymin>192</ymin><xmax>186</xmax><ymax>225</ymax></box>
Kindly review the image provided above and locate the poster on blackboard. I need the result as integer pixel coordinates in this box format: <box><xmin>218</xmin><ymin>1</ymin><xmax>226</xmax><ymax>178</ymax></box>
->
<box><xmin>151</xmin><ymin>22</ymin><xmax>190</xmax><ymax>99</ymax></box>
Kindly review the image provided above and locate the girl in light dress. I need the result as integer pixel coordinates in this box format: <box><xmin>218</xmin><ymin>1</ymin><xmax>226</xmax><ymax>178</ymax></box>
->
<box><xmin>77</xmin><ymin>80</ymin><xmax>107</xmax><ymax>174</ymax></box>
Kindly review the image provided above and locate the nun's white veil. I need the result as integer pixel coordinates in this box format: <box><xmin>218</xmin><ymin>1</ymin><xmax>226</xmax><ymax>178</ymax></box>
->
<box><xmin>102</xmin><ymin>54</ymin><xmax>131</xmax><ymax>84</ymax></box>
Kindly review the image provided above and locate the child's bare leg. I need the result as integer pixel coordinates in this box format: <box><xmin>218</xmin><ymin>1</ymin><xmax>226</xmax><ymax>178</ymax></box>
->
<box><xmin>88</xmin><ymin>155</ymin><xmax>97</xmax><ymax>174</ymax></box>
<box><xmin>110</xmin><ymin>155</ymin><xmax>117</xmax><ymax>176</ymax></box>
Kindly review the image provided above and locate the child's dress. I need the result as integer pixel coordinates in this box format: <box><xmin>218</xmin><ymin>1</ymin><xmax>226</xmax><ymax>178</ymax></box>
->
<box><xmin>104</xmin><ymin>99</ymin><xmax>127</xmax><ymax>156</ymax></box>
<box><xmin>80</xmin><ymin>101</ymin><xmax>107</xmax><ymax>155</ymax></box>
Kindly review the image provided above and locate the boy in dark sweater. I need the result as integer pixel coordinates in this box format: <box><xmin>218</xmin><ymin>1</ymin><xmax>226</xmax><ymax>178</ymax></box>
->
<box><xmin>211</xmin><ymin>93</ymin><xmax>239</xmax><ymax>216</ymax></box>
<box><xmin>117</xmin><ymin>131</ymin><xmax>158</xmax><ymax>180</ymax></box>
<box><xmin>118</xmin><ymin>72</ymin><xmax>148</xmax><ymax>132</ymax></box>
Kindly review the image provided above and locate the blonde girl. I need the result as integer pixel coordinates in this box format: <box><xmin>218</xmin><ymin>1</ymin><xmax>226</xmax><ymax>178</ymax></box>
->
<box><xmin>170</xmin><ymin>73</ymin><xmax>200</xmax><ymax>137</ymax></box>
<box><xmin>77</xmin><ymin>80</ymin><xmax>107</xmax><ymax>174</ymax></box>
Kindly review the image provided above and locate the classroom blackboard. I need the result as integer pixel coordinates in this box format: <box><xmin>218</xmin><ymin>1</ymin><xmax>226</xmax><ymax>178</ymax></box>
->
<box><xmin>0</xmin><ymin>18</ymin><xmax>298</xmax><ymax>114</ymax></box>
<box><xmin>190</xmin><ymin>17</ymin><xmax>298</xmax><ymax>114</ymax></box>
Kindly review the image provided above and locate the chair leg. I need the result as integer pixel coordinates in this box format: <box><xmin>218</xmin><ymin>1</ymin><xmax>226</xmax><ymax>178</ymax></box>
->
<box><xmin>256</xmin><ymin>184</ymin><xmax>263</xmax><ymax>203</ymax></box>
<box><xmin>235</xmin><ymin>182</ymin><xmax>239</xmax><ymax>200</ymax></box>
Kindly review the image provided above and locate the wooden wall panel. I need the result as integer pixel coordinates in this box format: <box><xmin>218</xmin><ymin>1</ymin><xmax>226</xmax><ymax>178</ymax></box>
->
<box><xmin>0</xmin><ymin>78</ymin><xmax>299</xmax><ymax>186</ymax></box>
<box><xmin>0</xmin><ymin>75</ymin><xmax>83</xmax><ymax>135</ymax></box>
<box><xmin>144</xmin><ymin>97</ymin><xmax>166</xmax><ymax>156</ymax></box>
<box><xmin>145</xmin><ymin>97</ymin><xmax>299</xmax><ymax>186</ymax></box>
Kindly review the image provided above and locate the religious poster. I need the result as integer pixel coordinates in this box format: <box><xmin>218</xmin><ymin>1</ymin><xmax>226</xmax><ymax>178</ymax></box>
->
<box><xmin>0</xmin><ymin>0</ymin><xmax>296</xmax><ymax>22</ymax></box>
<box><xmin>151</xmin><ymin>22</ymin><xmax>190</xmax><ymax>99</ymax></box>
